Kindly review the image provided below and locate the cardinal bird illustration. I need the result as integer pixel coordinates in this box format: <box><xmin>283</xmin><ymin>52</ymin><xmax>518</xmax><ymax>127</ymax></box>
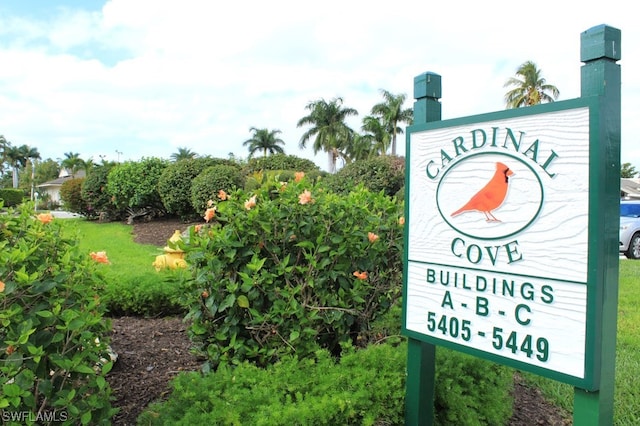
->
<box><xmin>451</xmin><ymin>162</ymin><xmax>514</xmax><ymax>222</ymax></box>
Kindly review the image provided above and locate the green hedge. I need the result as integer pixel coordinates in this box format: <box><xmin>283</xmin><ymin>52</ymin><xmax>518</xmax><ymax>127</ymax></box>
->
<box><xmin>0</xmin><ymin>188</ymin><xmax>25</xmax><ymax>207</ymax></box>
<box><xmin>323</xmin><ymin>155</ymin><xmax>405</xmax><ymax>197</ymax></box>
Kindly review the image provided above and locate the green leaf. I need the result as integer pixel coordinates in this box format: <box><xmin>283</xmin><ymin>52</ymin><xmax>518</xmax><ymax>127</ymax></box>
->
<box><xmin>237</xmin><ymin>295</ymin><xmax>250</xmax><ymax>308</ymax></box>
<box><xmin>32</xmin><ymin>280</ymin><xmax>57</xmax><ymax>293</ymax></box>
<box><xmin>2</xmin><ymin>383</ymin><xmax>21</xmax><ymax>397</ymax></box>
<box><xmin>219</xmin><ymin>294</ymin><xmax>236</xmax><ymax>312</ymax></box>
<box><xmin>96</xmin><ymin>376</ymin><xmax>106</xmax><ymax>390</ymax></box>
<box><xmin>101</xmin><ymin>361</ymin><xmax>114</xmax><ymax>375</ymax></box>
<box><xmin>289</xmin><ymin>330</ymin><xmax>300</xmax><ymax>341</ymax></box>
<box><xmin>295</xmin><ymin>240</ymin><xmax>314</xmax><ymax>249</ymax></box>
<box><xmin>247</xmin><ymin>256</ymin><xmax>266</xmax><ymax>272</ymax></box>
<box><xmin>67</xmin><ymin>318</ymin><xmax>85</xmax><ymax>331</ymax></box>
<box><xmin>73</xmin><ymin>365</ymin><xmax>96</xmax><ymax>375</ymax></box>
<box><xmin>81</xmin><ymin>411</ymin><xmax>92</xmax><ymax>425</ymax></box>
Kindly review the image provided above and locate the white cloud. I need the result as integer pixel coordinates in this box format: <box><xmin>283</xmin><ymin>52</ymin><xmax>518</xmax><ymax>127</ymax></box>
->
<box><xmin>0</xmin><ymin>0</ymin><xmax>638</xmax><ymax>170</ymax></box>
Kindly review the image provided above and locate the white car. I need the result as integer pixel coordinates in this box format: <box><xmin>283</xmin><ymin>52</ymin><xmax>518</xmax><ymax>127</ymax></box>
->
<box><xmin>620</xmin><ymin>199</ymin><xmax>640</xmax><ymax>259</ymax></box>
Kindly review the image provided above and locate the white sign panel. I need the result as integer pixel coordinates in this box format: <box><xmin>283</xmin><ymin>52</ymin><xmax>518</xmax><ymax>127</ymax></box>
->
<box><xmin>406</xmin><ymin>107</ymin><xmax>590</xmax><ymax>379</ymax></box>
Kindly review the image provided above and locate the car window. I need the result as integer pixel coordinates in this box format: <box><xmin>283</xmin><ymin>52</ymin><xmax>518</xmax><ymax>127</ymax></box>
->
<box><xmin>621</xmin><ymin>203</ymin><xmax>640</xmax><ymax>217</ymax></box>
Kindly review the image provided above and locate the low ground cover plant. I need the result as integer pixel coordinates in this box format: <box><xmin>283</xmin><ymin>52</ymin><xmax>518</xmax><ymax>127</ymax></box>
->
<box><xmin>138</xmin><ymin>341</ymin><xmax>513</xmax><ymax>426</ymax></box>
<box><xmin>0</xmin><ymin>203</ymin><xmax>115</xmax><ymax>425</ymax></box>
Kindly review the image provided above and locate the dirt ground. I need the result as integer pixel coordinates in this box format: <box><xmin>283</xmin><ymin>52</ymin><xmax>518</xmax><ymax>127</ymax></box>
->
<box><xmin>104</xmin><ymin>217</ymin><xmax>572</xmax><ymax>425</ymax></box>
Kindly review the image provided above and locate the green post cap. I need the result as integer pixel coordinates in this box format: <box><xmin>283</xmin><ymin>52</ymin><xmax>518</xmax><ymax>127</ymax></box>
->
<box><xmin>580</xmin><ymin>24</ymin><xmax>621</xmax><ymax>62</ymax></box>
<box><xmin>414</xmin><ymin>72</ymin><xmax>441</xmax><ymax>99</ymax></box>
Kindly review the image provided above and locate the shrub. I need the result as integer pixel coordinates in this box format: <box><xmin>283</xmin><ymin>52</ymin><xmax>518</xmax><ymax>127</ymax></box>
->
<box><xmin>81</xmin><ymin>164</ymin><xmax>119</xmax><ymax>220</ymax></box>
<box><xmin>323</xmin><ymin>155</ymin><xmax>405</xmax><ymax>197</ymax></box>
<box><xmin>60</xmin><ymin>177</ymin><xmax>89</xmax><ymax>215</ymax></box>
<box><xmin>0</xmin><ymin>203</ymin><xmax>116</xmax><ymax>425</ymax></box>
<box><xmin>182</xmin><ymin>177</ymin><xmax>404</xmax><ymax>370</ymax></box>
<box><xmin>243</xmin><ymin>153</ymin><xmax>320</xmax><ymax>174</ymax></box>
<box><xmin>0</xmin><ymin>188</ymin><xmax>24</xmax><ymax>207</ymax></box>
<box><xmin>106</xmin><ymin>158</ymin><xmax>169</xmax><ymax>217</ymax></box>
<box><xmin>102</xmin><ymin>272</ymin><xmax>189</xmax><ymax>317</ymax></box>
<box><xmin>189</xmin><ymin>164</ymin><xmax>244</xmax><ymax>214</ymax></box>
<box><xmin>138</xmin><ymin>342</ymin><xmax>512</xmax><ymax>425</ymax></box>
<box><xmin>158</xmin><ymin>158</ymin><xmax>231</xmax><ymax>220</ymax></box>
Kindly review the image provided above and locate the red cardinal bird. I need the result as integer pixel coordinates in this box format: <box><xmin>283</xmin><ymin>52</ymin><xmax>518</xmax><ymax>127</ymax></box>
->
<box><xmin>451</xmin><ymin>162</ymin><xmax>514</xmax><ymax>222</ymax></box>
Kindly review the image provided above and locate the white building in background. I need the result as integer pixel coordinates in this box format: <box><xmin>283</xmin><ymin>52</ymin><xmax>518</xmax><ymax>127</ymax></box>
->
<box><xmin>36</xmin><ymin>169</ymin><xmax>86</xmax><ymax>207</ymax></box>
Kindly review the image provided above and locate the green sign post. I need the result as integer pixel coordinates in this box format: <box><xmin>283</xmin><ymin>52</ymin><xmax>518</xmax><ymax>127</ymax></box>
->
<box><xmin>403</xmin><ymin>25</ymin><xmax>620</xmax><ymax>425</ymax></box>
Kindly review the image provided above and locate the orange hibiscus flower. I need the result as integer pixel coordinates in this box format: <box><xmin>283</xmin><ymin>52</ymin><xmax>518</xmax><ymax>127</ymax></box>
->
<box><xmin>90</xmin><ymin>251</ymin><xmax>110</xmax><ymax>264</ymax></box>
<box><xmin>298</xmin><ymin>190</ymin><xmax>313</xmax><ymax>205</ymax></box>
<box><xmin>0</xmin><ymin>280</ymin><xmax>5</xmax><ymax>293</ymax></box>
<box><xmin>245</xmin><ymin>195</ymin><xmax>257</xmax><ymax>210</ymax></box>
<box><xmin>218</xmin><ymin>190</ymin><xmax>228</xmax><ymax>200</ymax></box>
<box><xmin>398</xmin><ymin>217</ymin><xmax>405</xmax><ymax>225</ymax></box>
<box><xmin>37</xmin><ymin>213</ymin><xmax>53</xmax><ymax>224</ymax></box>
<box><xmin>353</xmin><ymin>271</ymin><xmax>368</xmax><ymax>280</ymax></box>
<box><xmin>294</xmin><ymin>171</ymin><xmax>305</xmax><ymax>182</ymax></box>
<box><xmin>204</xmin><ymin>207</ymin><xmax>217</xmax><ymax>222</ymax></box>
<box><xmin>368</xmin><ymin>232</ymin><xmax>379</xmax><ymax>243</ymax></box>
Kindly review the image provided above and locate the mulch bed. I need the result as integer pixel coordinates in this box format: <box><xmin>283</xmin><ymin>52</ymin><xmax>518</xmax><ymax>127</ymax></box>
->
<box><xmin>103</xmin><ymin>217</ymin><xmax>572</xmax><ymax>425</ymax></box>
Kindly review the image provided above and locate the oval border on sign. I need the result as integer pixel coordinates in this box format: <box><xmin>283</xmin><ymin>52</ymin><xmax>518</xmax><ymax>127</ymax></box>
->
<box><xmin>436</xmin><ymin>152</ymin><xmax>544</xmax><ymax>241</ymax></box>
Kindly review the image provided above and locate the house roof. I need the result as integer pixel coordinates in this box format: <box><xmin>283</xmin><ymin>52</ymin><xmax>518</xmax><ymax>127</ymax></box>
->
<box><xmin>621</xmin><ymin>178</ymin><xmax>640</xmax><ymax>199</ymax></box>
<box><xmin>37</xmin><ymin>176</ymin><xmax>74</xmax><ymax>188</ymax></box>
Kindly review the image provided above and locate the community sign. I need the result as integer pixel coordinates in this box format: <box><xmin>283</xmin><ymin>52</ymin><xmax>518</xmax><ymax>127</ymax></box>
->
<box><xmin>403</xmin><ymin>97</ymin><xmax>601</xmax><ymax>389</ymax></box>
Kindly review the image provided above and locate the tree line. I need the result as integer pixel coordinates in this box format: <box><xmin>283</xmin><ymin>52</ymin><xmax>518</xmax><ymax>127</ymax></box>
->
<box><xmin>2</xmin><ymin>61</ymin><xmax>637</xmax><ymax>198</ymax></box>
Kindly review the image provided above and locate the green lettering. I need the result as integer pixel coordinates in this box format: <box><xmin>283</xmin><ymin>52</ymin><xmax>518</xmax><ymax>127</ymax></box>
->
<box><xmin>502</xmin><ymin>128</ymin><xmax>525</xmax><ymax>151</ymax></box>
<box><xmin>541</xmin><ymin>150</ymin><xmax>559</xmax><ymax>178</ymax></box>
<box><xmin>441</xmin><ymin>291</ymin><xmax>454</xmax><ymax>309</ymax></box>
<box><xmin>471</xmin><ymin>129</ymin><xmax>487</xmax><ymax>148</ymax></box>
<box><xmin>505</xmin><ymin>240</ymin><xmax>523</xmax><ymax>263</ymax></box>
<box><xmin>476</xmin><ymin>296</ymin><xmax>489</xmax><ymax>316</ymax></box>
<box><xmin>522</xmin><ymin>139</ymin><xmax>540</xmax><ymax>162</ymax></box>
<box><xmin>452</xmin><ymin>136</ymin><xmax>468</xmax><ymax>157</ymax></box>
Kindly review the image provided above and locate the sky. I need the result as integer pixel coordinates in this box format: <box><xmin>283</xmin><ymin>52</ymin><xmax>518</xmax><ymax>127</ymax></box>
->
<box><xmin>0</xmin><ymin>0</ymin><xmax>638</xmax><ymax>172</ymax></box>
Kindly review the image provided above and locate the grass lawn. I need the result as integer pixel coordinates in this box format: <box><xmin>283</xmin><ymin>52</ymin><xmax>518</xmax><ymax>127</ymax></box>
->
<box><xmin>61</xmin><ymin>219</ymin><xmax>189</xmax><ymax>316</ymax></box>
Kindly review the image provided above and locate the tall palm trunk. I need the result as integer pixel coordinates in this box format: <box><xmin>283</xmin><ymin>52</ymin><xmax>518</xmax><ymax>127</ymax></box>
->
<box><xmin>12</xmin><ymin>167</ymin><xmax>18</xmax><ymax>188</ymax></box>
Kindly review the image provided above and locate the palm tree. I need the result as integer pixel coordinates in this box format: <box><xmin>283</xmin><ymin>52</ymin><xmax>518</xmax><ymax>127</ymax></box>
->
<box><xmin>361</xmin><ymin>115</ymin><xmax>391</xmax><ymax>156</ymax></box>
<box><xmin>504</xmin><ymin>61</ymin><xmax>560</xmax><ymax>108</ymax></box>
<box><xmin>297</xmin><ymin>97</ymin><xmax>358</xmax><ymax>173</ymax></box>
<box><xmin>0</xmin><ymin>135</ymin><xmax>9</xmax><ymax>178</ymax></box>
<box><xmin>61</xmin><ymin>152</ymin><xmax>85</xmax><ymax>176</ymax></box>
<box><xmin>23</xmin><ymin>146</ymin><xmax>40</xmax><ymax>200</ymax></box>
<box><xmin>170</xmin><ymin>147</ymin><xmax>198</xmax><ymax>162</ymax></box>
<box><xmin>5</xmin><ymin>145</ymin><xmax>26</xmax><ymax>188</ymax></box>
<box><xmin>242</xmin><ymin>127</ymin><xmax>285</xmax><ymax>158</ymax></box>
<box><xmin>370</xmin><ymin>89</ymin><xmax>413</xmax><ymax>156</ymax></box>
<box><xmin>343</xmin><ymin>133</ymin><xmax>375</xmax><ymax>163</ymax></box>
